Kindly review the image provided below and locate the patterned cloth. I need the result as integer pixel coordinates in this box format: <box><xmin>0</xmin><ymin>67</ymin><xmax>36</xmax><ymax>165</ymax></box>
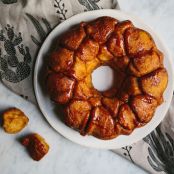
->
<box><xmin>0</xmin><ymin>0</ymin><xmax>118</xmax><ymax>102</ymax></box>
<box><xmin>0</xmin><ymin>1</ymin><xmax>173</xmax><ymax>174</ymax></box>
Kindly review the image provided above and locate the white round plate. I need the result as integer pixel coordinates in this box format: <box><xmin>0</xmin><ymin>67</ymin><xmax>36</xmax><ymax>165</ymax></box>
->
<box><xmin>34</xmin><ymin>9</ymin><xmax>174</xmax><ymax>149</ymax></box>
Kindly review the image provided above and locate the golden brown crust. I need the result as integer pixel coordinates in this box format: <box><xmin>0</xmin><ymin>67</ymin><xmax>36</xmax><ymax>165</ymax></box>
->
<box><xmin>67</xmin><ymin>57</ymin><xmax>87</xmax><ymax>80</ymax></box>
<box><xmin>97</xmin><ymin>45</ymin><xmax>114</xmax><ymax>62</ymax></box>
<box><xmin>107</xmin><ymin>20</ymin><xmax>133</xmax><ymax>58</ymax></box>
<box><xmin>49</xmin><ymin>47</ymin><xmax>74</xmax><ymax>73</ymax></box>
<box><xmin>118</xmin><ymin>76</ymin><xmax>141</xmax><ymax>102</ymax></box>
<box><xmin>88</xmin><ymin>97</ymin><xmax>102</xmax><ymax>107</ymax></box>
<box><xmin>107</xmin><ymin>32</ymin><xmax>126</xmax><ymax>57</ymax></box>
<box><xmin>47</xmin><ymin>73</ymin><xmax>75</xmax><ymax>104</ymax></box>
<box><xmin>102</xmin><ymin>87</ymin><xmax>118</xmax><ymax>98</ymax></box>
<box><xmin>110</xmin><ymin>56</ymin><xmax>130</xmax><ymax>71</ymax></box>
<box><xmin>74</xmin><ymin>75</ymin><xmax>99</xmax><ymax>100</ymax></box>
<box><xmin>117</xmin><ymin>104</ymin><xmax>137</xmax><ymax>131</ymax></box>
<box><xmin>102</xmin><ymin>97</ymin><xmax>120</xmax><ymax>118</ymax></box>
<box><xmin>46</xmin><ymin>16</ymin><xmax>168</xmax><ymax>140</ymax></box>
<box><xmin>21</xmin><ymin>133</ymin><xmax>49</xmax><ymax>161</ymax></box>
<box><xmin>86</xmin><ymin>106</ymin><xmax>117</xmax><ymax>139</ymax></box>
<box><xmin>115</xmin><ymin>20</ymin><xmax>134</xmax><ymax>34</ymax></box>
<box><xmin>3</xmin><ymin>108</ymin><xmax>29</xmax><ymax>134</ymax></box>
<box><xmin>130</xmin><ymin>94</ymin><xmax>158</xmax><ymax>123</ymax></box>
<box><xmin>76</xmin><ymin>38</ymin><xmax>99</xmax><ymax>61</ymax></box>
<box><xmin>124</xmin><ymin>28</ymin><xmax>155</xmax><ymax>56</ymax></box>
<box><xmin>115</xmin><ymin>123</ymin><xmax>133</xmax><ymax>135</ymax></box>
<box><xmin>60</xmin><ymin>24</ymin><xmax>86</xmax><ymax>50</ymax></box>
<box><xmin>86</xmin><ymin>58</ymin><xmax>100</xmax><ymax>74</ymax></box>
<box><xmin>86</xmin><ymin>16</ymin><xmax>117</xmax><ymax>44</ymax></box>
<box><xmin>140</xmin><ymin>68</ymin><xmax>168</xmax><ymax>101</ymax></box>
<box><xmin>65</xmin><ymin>100</ymin><xmax>91</xmax><ymax>134</ymax></box>
<box><xmin>128</xmin><ymin>50</ymin><xmax>162</xmax><ymax>77</ymax></box>
<box><xmin>114</xmin><ymin>69</ymin><xmax>127</xmax><ymax>91</ymax></box>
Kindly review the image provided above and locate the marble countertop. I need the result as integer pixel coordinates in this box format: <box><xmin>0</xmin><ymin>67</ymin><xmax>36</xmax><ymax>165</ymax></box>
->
<box><xmin>0</xmin><ymin>85</ymin><xmax>146</xmax><ymax>174</ymax></box>
<box><xmin>1</xmin><ymin>0</ymin><xmax>174</xmax><ymax>173</ymax></box>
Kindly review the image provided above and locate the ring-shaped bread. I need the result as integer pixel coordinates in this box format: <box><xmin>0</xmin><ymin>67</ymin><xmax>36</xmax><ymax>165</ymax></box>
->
<box><xmin>46</xmin><ymin>17</ymin><xmax>168</xmax><ymax>140</ymax></box>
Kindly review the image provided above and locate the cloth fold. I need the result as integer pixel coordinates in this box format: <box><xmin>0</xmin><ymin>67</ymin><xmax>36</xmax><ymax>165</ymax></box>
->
<box><xmin>0</xmin><ymin>1</ymin><xmax>173</xmax><ymax>174</ymax></box>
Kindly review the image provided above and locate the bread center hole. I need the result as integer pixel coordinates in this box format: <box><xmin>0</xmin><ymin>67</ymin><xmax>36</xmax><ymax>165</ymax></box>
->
<box><xmin>92</xmin><ymin>66</ymin><xmax>114</xmax><ymax>92</ymax></box>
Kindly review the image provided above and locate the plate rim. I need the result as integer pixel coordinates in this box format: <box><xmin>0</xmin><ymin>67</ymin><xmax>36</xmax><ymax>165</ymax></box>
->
<box><xmin>34</xmin><ymin>9</ymin><xmax>174</xmax><ymax>149</ymax></box>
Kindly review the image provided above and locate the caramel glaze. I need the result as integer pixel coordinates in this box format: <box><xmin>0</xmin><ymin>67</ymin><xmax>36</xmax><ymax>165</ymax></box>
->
<box><xmin>46</xmin><ymin>16</ymin><xmax>168</xmax><ymax>140</ymax></box>
<box><xmin>21</xmin><ymin>134</ymin><xmax>49</xmax><ymax>161</ymax></box>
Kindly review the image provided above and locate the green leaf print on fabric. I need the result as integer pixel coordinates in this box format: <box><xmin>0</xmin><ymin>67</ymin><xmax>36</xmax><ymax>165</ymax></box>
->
<box><xmin>26</xmin><ymin>13</ymin><xmax>52</xmax><ymax>46</ymax></box>
<box><xmin>54</xmin><ymin>0</ymin><xmax>67</xmax><ymax>21</ymax></box>
<box><xmin>144</xmin><ymin>126</ymin><xmax>174</xmax><ymax>173</ymax></box>
<box><xmin>1</xmin><ymin>0</ymin><xmax>17</xmax><ymax>4</ymax></box>
<box><xmin>0</xmin><ymin>25</ymin><xmax>31</xmax><ymax>83</ymax></box>
<box><xmin>78</xmin><ymin>0</ymin><xmax>100</xmax><ymax>11</ymax></box>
